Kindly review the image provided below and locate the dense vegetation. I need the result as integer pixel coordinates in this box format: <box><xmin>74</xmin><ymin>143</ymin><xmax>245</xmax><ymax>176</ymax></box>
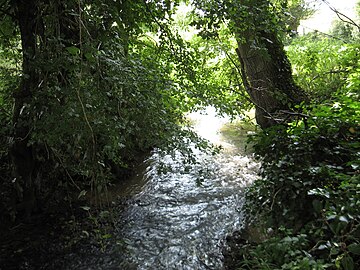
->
<box><xmin>0</xmin><ymin>0</ymin><xmax>359</xmax><ymax>269</ymax></box>
<box><xmin>230</xmin><ymin>26</ymin><xmax>360</xmax><ymax>270</ymax></box>
<box><xmin>0</xmin><ymin>0</ymin><xmax>218</xmax><ymax>222</ymax></box>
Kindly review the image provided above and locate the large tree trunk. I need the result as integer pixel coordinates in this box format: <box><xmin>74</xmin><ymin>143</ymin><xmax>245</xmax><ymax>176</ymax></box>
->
<box><xmin>234</xmin><ymin>1</ymin><xmax>307</xmax><ymax>128</ymax></box>
<box><xmin>10</xmin><ymin>0</ymin><xmax>39</xmax><ymax>217</ymax></box>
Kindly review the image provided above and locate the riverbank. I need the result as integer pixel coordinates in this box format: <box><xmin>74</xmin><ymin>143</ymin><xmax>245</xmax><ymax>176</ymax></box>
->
<box><xmin>0</xmin><ymin>195</ymin><xmax>132</xmax><ymax>269</ymax></box>
<box><xmin>0</xmin><ymin>155</ymin><xmax>148</xmax><ymax>269</ymax></box>
<box><xmin>0</xmin><ymin>115</ymin><xmax>259</xmax><ymax>269</ymax></box>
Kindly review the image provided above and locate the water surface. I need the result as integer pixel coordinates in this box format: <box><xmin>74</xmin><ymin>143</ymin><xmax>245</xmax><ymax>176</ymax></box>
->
<box><xmin>118</xmin><ymin>108</ymin><xmax>259</xmax><ymax>269</ymax></box>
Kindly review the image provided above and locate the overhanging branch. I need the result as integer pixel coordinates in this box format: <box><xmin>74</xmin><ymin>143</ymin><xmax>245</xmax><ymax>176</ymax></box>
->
<box><xmin>321</xmin><ymin>0</ymin><xmax>360</xmax><ymax>32</ymax></box>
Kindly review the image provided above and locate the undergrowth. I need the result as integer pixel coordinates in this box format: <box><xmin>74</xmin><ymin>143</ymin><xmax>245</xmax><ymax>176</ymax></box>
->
<box><xmin>237</xmin><ymin>83</ymin><xmax>360</xmax><ymax>269</ymax></box>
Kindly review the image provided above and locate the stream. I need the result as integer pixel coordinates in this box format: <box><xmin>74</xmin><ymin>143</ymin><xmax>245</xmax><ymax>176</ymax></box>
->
<box><xmin>41</xmin><ymin>108</ymin><xmax>260</xmax><ymax>270</ymax></box>
<box><xmin>115</xmin><ymin>108</ymin><xmax>259</xmax><ymax>269</ymax></box>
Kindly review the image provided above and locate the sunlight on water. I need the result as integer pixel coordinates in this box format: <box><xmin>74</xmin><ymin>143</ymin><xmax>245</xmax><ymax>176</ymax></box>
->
<box><xmin>187</xmin><ymin>107</ymin><xmax>230</xmax><ymax>145</ymax></box>
<box><xmin>117</xmin><ymin>107</ymin><xmax>259</xmax><ymax>269</ymax></box>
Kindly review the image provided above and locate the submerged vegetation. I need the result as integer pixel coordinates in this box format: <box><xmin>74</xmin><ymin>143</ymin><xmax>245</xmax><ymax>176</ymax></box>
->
<box><xmin>0</xmin><ymin>0</ymin><xmax>359</xmax><ymax>269</ymax></box>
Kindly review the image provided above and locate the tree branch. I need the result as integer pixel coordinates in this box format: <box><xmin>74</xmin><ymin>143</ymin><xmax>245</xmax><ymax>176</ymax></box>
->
<box><xmin>299</xmin><ymin>25</ymin><xmax>350</xmax><ymax>43</ymax></box>
<box><xmin>311</xmin><ymin>69</ymin><xmax>349</xmax><ymax>81</ymax></box>
<box><xmin>142</xmin><ymin>0</ymin><xmax>177</xmax><ymax>56</ymax></box>
<box><xmin>321</xmin><ymin>0</ymin><xmax>360</xmax><ymax>32</ymax></box>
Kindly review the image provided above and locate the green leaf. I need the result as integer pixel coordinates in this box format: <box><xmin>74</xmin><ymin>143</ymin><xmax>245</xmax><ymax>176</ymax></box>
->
<box><xmin>348</xmin><ymin>243</ymin><xmax>360</xmax><ymax>255</ymax></box>
<box><xmin>341</xmin><ymin>255</ymin><xmax>354</xmax><ymax>270</ymax></box>
<box><xmin>102</xmin><ymin>234</ymin><xmax>112</xmax><ymax>239</ymax></box>
<box><xmin>66</xmin><ymin>46</ymin><xmax>80</xmax><ymax>55</ymax></box>
<box><xmin>339</xmin><ymin>216</ymin><xmax>349</xmax><ymax>223</ymax></box>
<box><xmin>84</xmin><ymin>52</ymin><xmax>95</xmax><ymax>62</ymax></box>
<box><xmin>78</xmin><ymin>190</ymin><xmax>87</xmax><ymax>199</ymax></box>
<box><xmin>312</xmin><ymin>199</ymin><xmax>322</xmax><ymax>213</ymax></box>
<box><xmin>80</xmin><ymin>206</ymin><xmax>90</xmax><ymax>211</ymax></box>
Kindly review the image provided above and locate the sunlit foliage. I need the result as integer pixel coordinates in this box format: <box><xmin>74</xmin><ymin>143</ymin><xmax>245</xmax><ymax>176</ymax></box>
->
<box><xmin>239</xmin><ymin>34</ymin><xmax>360</xmax><ymax>269</ymax></box>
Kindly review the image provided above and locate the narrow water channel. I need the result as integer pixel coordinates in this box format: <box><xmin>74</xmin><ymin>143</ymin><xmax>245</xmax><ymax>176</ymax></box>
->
<box><xmin>117</xmin><ymin>108</ymin><xmax>259</xmax><ymax>269</ymax></box>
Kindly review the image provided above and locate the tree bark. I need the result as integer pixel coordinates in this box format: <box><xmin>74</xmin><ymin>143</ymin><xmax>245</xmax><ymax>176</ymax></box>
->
<box><xmin>11</xmin><ymin>0</ymin><xmax>39</xmax><ymax>217</ymax></box>
<box><xmin>234</xmin><ymin>1</ymin><xmax>307</xmax><ymax>128</ymax></box>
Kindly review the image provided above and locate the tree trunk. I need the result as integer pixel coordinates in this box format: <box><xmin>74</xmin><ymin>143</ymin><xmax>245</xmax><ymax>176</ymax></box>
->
<box><xmin>234</xmin><ymin>1</ymin><xmax>307</xmax><ymax>128</ymax></box>
<box><xmin>11</xmin><ymin>0</ymin><xmax>39</xmax><ymax>217</ymax></box>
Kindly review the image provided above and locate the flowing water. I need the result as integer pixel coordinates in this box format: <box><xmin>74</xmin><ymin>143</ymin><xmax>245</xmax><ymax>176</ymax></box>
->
<box><xmin>1</xmin><ymin>108</ymin><xmax>259</xmax><ymax>270</ymax></box>
<box><xmin>117</xmin><ymin>108</ymin><xmax>259</xmax><ymax>269</ymax></box>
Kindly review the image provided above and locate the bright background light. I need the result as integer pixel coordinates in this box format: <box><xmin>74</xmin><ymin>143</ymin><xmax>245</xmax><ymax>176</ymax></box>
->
<box><xmin>299</xmin><ymin>0</ymin><xmax>358</xmax><ymax>33</ymax></box>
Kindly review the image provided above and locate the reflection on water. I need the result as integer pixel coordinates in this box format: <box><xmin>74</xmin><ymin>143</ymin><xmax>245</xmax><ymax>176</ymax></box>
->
<box><xmin>118</xmin><ymin>107</ymin><xmax>259</xmax><ymax>269</ymax></box>
<box><xmin>188</xmin><ymin>107</ymin><xmax>230</xmax><ymax>145</ymax></box>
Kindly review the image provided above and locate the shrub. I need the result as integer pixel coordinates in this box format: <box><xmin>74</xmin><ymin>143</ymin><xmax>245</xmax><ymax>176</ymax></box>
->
<box><xmin>241</xmin><ymin>82</ymin><xmax>360</xmax><ymax>269</ymax></box>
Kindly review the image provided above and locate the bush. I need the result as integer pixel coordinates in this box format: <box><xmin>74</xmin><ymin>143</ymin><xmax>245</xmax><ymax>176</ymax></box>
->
<box><xmin>241</xmin><ymin>81</ymin><xmax>360</xmax><ymax>269</ymax></box>
<box><xmin>286</xmin><ymin>36</ymin><xmax>360</xmax><ymax>102</ymax></box>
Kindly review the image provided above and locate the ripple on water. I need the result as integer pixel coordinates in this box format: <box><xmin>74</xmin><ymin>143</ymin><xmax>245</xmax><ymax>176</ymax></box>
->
<box><xmin>118</xmin><ymin>141</ymin><xmax>259</xmax><ymax>269</ymax></box>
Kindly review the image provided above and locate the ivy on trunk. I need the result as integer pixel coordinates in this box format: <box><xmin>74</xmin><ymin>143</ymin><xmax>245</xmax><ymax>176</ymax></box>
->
<box><xmin>234</xmin><ymin>0</ymin><xmax>307</xmax><ymax>128</ymax></box>
<box><xmin>191</xmin><ymin>0</ymin><xmax>308</xmax><ymax>128</ymax></box>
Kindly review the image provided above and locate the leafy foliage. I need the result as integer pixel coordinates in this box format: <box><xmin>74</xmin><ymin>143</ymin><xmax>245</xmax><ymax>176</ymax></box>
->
<box><xmin>1</xmin><ymin>3</ymin><xmax>359</xmax><ymax>270</ymax></box>
<box><xmin>0</xmin><ymin>0</ymin><xmax>214</xmax><ymax>218</ymax></box>
<box><xmin>287</xmin><ymin>36</ymin><xmax>360</xmax><ymax>101</ymax></box>
<box><xmin>240</xmin><ymin>56</ymin><xmax>360</xmax><ymax>269</ymax></box>
<box><xmin>330</xmin><ymin>20</ymin><xmax>357</xmax><ymax>43</ymax></box>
